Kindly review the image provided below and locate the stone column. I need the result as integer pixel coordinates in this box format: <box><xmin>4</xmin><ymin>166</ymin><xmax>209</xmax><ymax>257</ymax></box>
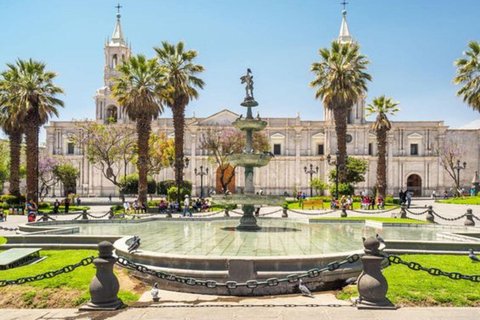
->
<box><xmin>294</xmin><ymin>131</ymin><xmax>302</xmax><ymax>187</ymax></box>
<box><xmin>387</xmin><ymin>134</ymin><xmax>394</xmax><ymax>194</ymax></box>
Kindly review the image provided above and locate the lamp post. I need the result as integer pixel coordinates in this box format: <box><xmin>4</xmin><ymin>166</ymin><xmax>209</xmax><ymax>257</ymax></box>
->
<box><xmin>327</xmin><ymin>150</ymin><xmax>348</xmax><ymax>200</ymax></box>
<box><xmin>453</xmin><ymin>159</ymin><xmax>467</xmax><ymax>192</ymax></box>
<box><xmin>304</xmin><ymin>164</ymin><xmax>319</xmax><ymax>197</ymax></box>
<box><xmin>195</xmin><ymin>166</ymin><xmax>209</xmax><ymax>198</ymax></box>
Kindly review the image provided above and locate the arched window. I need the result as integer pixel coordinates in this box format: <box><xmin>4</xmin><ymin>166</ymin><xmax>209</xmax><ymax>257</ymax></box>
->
<box><xmin>107</xmin><ymin>105</ymin><xmax>118</xmax><ymax>123</ymax></box>
<box><xmin>112</xmin><ymin>54</ymin><xmax>118</xmax><ymax>68</ymax></box>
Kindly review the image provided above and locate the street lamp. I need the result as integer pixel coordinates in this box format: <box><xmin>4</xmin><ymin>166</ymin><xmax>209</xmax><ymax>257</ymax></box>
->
<box><xmin>453</xmin><ymin>159</ymin><xmax>467</xmax><ymax>192</ymax></box>
<box><xmin>195</xmin><ymin>166</ymin><xmax>209</xmax><ymax>198</ymax></box>
<box><xmin>304</xmin><ymin>164</ymin><xmax>319</xmax><ymax>197</ymax></box>
<box><xmin>327</xmin><ymin>150</ymin><xmax>348</xmax><ymax>200</ymax></box>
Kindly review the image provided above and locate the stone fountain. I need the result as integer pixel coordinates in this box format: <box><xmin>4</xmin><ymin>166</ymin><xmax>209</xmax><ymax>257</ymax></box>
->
<box><xmin>213</xmin><ymin>69</ymin><xmax>284</xmax><ymax>230</ymax></box>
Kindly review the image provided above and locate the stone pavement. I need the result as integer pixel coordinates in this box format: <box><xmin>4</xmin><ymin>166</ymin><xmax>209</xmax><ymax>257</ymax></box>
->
<box><xmin>1</xmin><ymin>306</ymin><xmax>480</xmax><ymax>319</ymax></box>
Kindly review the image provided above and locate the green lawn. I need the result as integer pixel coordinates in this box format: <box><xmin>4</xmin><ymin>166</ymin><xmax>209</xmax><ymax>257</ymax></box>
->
<box><xmin>337</xmin><ymin>254</ymin><xmax>480</xmax><ymax>306</ymax></box>
<box><xmin>0</xmin><ymin>250</ymin><xmax>141</xmax><ymax>308</ymax></box>
<box><xmin>38</xmin><ymin>205</ymin><xmax>90</xmax><ymax>213</ymax></box>
<box><xmin>0</xmin><ymin>236</ymin><xmax>6</xmax><ymax>245</ymax></box>
<box><xmin>312</xmin><ymin>217</ymin><xmax>430</xmax><ymax>224</ymax></box>
<box><xmin>437</xmin><ymin>196</ymin><xmax>480</xmax><ymax>205</ymax></box>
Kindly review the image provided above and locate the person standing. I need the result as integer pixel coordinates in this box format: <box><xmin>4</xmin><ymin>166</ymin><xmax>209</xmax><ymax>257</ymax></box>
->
<box><xmin>399</xmin><ymin>190</ymin><xmax>404</xmax><ymax>205</ymax></box>
<box><xmin>406</xmin><ymin>191</ymin><xmax>412</xmax><ymax>208</ymax></box>
<box><xmin>64</xmin><ymin>197</ymin><xmax>70</xmax><ymax>214</ymax></box>
<box><xmin>183</xmin><ymin>195</ymin><xmax>192</xmax><ymax>217</ymax></box>
<box><xmin>26</xmin><ymin>199</ymin><xmax>37</xmax><ymax>222</ymax></box>
<box><xmin>108</xmin><ymin>194</ymin><xmax>112</xmax><ymax>203</ymax></box>
<box><xmin>76</xmin><ymin>196</ymin><xmax>81</xmax><ymax>207</ymax></box>
<box><xmin>53</xmin><ymin>199</ymin><xmax>60</xmax><ymax>214</ymax></box>
<box><xmin>431</xmin><ymin>190</ymin><xmax>436</xmax><ymax>200</ymax></box>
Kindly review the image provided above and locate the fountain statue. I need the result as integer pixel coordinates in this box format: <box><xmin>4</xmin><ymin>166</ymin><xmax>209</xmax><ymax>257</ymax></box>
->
<box><xmin>213</xmin><ymin>69</ymin><xmax>284</xmax><ymax>230</ymax></box>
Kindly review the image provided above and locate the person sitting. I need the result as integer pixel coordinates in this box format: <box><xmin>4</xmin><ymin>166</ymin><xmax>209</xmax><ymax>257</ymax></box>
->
<box><xmin>369</xmin><ymin>196</ymin><xmax>375</xmax><ymax>210</ymax></box>
<box><xmin>192</xmin><ymin>200</ymin><xmax>199</xmax><ymax>212</ymax></box>
<box><xmin>361</xmin><ymin>196</ymin><xmax>369</xmax><ymax>210</ymax></box>
<box><xmin>377</xmin><ymin>196</ymin><xmax>384</xmax><ymax>209</ymax></box>
<box><xmin>158</xmin><ymin>200</ymin><xmax>167</xmax><ymax>213</ymax></box>
<box><xmin>346</xmin><ymin>195</ymin><xmax>353</xmax><ymax>210</ymax></box>
<box><xmin>330</xmin><ymin>197</ymin><xmax>336</xmax><ymax>209</ymax></box>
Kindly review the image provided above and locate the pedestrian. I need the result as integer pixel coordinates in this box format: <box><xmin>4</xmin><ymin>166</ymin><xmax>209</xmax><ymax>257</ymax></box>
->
<box><xmin>183</xmin><ymin>195</ymin><xmax>192</xmax><ymax>217</ymax></box>
<box><xmin>26</xmin><ymin>199</ymin><xmax>37</xmax><ymax>222</ymax></box>
<box><xmin>108</xmin><ymin>194</ymin><xmax>112</xmax><ymax>203</ymax></box>
<box><xmin>76</xmin><ymin>196</ymin><xmax>81</xmax><ymax>207</ymax></box>
<box><xmin>123</xmin><ymin>201</ymin><xmax>130</xmax><ymax>214</ymax></box>
<box><xmin>431</xmin><ymin>190</ymin><xmax>436</xmax><ymax>200</ymax></box>
<box><xmin>64</xmin><ymin>197</ymin><xmax>70</xmax><ymax>214</ymax></box>
<box><xmin>53</xmin><ymin>199</ymin><xmax>60</xmax><ymax>214</ymax></box>
<box><xmin>406</xmin><ymin>191</ymin><xmax>412</xmax><ymax>208</ymax></box>
<box><xmin>302</xmin><ymin>192</ymin><xmax>306</xmax><ymax>200</ymax></box>
<box><xmin>369</xmin><ymin>196</ymin><xmax>375</xmax><ymax>210</ymax></box>
<box><xmin>399</xmin><ymin>190</ymin><xmax>404</xmax><ymax>205</ymax></box>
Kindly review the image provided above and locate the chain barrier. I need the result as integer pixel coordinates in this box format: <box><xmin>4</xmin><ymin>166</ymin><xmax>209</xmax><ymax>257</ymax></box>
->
<box><xmin>258</xmin><ymin>208</ymin><xmax>283</xmax><ymax>217</ymax></box>
<box><xmin>116</xmin><ymin>254</ymin><xmax>360</xmax><ymax>289</ymax></box>
<box><xmin>287</xmin><ymin>208</ymin><xmax>337</xmax><ymax>216</ymax></box>
<box><xmin>87</xmin><ymin>212</ymin><xmax>111</xmax><ymax>219</ymax></box>
<box><xmin>133</xmin><ymin>303</ymin><xmax>347</xmax><ymax>308</ymax></box>
<box><xmin>36</xmin><ymin>214</ymin><xmax>56</xmax><ymax>222</ymax></box>
<box><xmin>192</xmin><ymin>210</ymin><xmax>223</xmax><ymax>218</ymax></box>
<box><xmin>472</xmin><ymin>214</ymin><xmax>480</xmax><ymax>221</ymax></box>
<box><xmin>388</xmin><ymin>254</ymin><xmax>480</xmax><ymax>283</ymax></box>
<box><xmin>0</xmin><ymin>226</ymin><xmax>19</xmax><ymax>231</ymax></box>
<box><xmin>348</xmin><ymin>206</ymin><xmax>401</xmax><ymax>215</ymax></box>
<box><xmin>72</xmin><ymin>213</ymin><xmax>83</xmax><ymax>220</ymax></box>
<box><xmin>405</xmin><ymin>209</ymin><xmax>428</xmax><ymax>216</ymax></box>
<box><xmin>431</xmin><ymin>210</ymin><xmax>466</xmax><ymax>221</ymax></box>
<box><xmin>0</xmin><ymin>256</ymin><xmax>94</xmax><ymax>287</ymax></box>
<box><xmin>230</xmin><ymin>209</ymin><xmax>244</xmax><ymax>216</ymax></box>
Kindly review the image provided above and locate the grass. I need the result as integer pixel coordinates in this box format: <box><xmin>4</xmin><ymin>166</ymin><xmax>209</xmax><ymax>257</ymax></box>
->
<box><xmin>337</xmin><ymin>254</ymin><xmax>480</xmax><ymax>306</ymax></box>
<box><xmin>0</xmin><ymin>250</ymin><xmax>142</xmax><ymax>308</ymax></box>
<box><xmin>38</xmin><ymin>205</ymin><xmax>90</xmax><ymax>213</ymax></box>
<box><xmin>0</xmin><ymin>237</ymin><xmax>6</xmax><ymax>245</ymax></box>
<box><xmin>437</xmin><ymin>196</ymin><xmax>480</xmax><ymax>205</ymax></box>
<box><xmin>312</xmin><ymin>217</ymin><xmax>430</xmax><ymax>224</ymax></box>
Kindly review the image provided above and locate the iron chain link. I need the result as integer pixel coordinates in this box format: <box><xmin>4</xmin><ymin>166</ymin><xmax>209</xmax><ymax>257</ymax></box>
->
<box><xmin>405</xmin><ymin>209</ymin><xmax>429</xmax><ymax>216</ymax></box>
<box><xmin>0</xmin><ymin>226</ymin><xmax>19</xmax><ymax>231</ymax></box>
<box><xmin>87</xmin><ymin>212</ymin><xmax>111</xmax><ymax>219</ymax></box>
<box><xmin>431</xmin><ymin>210</ymin><xmax>466</xmax><ymax>221</ymax></box>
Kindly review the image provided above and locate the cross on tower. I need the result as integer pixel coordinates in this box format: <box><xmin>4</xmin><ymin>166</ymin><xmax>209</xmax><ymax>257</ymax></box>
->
<box><xmin>340</xmin><ymin>1</ymin><xmax>349</xmax><ymax>10</ymax></box>
<box><xmin>115</xmin><ymin>3</ymin><xmax>122</xmax><ymax>14</ymax></box>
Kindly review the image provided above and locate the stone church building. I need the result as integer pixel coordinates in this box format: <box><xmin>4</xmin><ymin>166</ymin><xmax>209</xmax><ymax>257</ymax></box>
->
<box><xmin>45</xmin><ymin>10</ymin><xmax>480</xmax><ymax>198</ymax></box>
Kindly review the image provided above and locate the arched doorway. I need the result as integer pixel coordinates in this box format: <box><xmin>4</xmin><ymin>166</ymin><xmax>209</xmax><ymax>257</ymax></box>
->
<box><xmin>216</xmin><ymin>165</ymin><xmax>235</xmax><ymax>194</ymax></box>
<box><xmin>407</xmin><ymin>174</ymin><xmax>422</xmax><ymax>196</ymax></box>
<box><xmin>106</xmin><ymin>105</ymin><xmax>118</xmax><ymax>123</ymax></box>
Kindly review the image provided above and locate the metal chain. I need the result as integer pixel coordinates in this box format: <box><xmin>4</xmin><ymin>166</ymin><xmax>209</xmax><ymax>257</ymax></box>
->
<box><xmin>405</xmin><ymin>209</ymin><xmax>428</xmax><ymax>216</ymax></box>
<box><xmin>388</xmin><ymin>255</ymin><xmax>480</xmax><ymax>283</ymax></box>
<box><xmin>472</xmin><ymin>214</ymin><xmax>480</xmax><ymax>221</ymax></box>
<box><xmin>0</xmin><ymin>226</ymin><xmax>19</xmax><ymax>231</ymax></box>
<box><xmin>287</xmin><ymin>208</ymin><xmax>337</xmax><ymax>216</ymax></box>
<box><xmin>0</xmin><ymin>256</ymin><xmax>94</xmax><ymax>287</ymax></box>
<box><xmin>36</xmin><ymin>214</ymin><xmax>56</xmax><ymax>222</ymax></box>
<box><xmin>116</xmin><ymin>254</ymin><xmax>360</xmax><ymax>289</ymax></box>
<box><xmin>72</xmin><ymin>214</ymin><xmax>83</xmax><ymax>220</ymax></box>
<box><xmin>192</xmin><ymin>210</ymin><xmax>223</xmax><ymax>218</ymax></box>
<box><xmin>87</xmin><ymin>211</ymin><xmax>111</xmax><ymax>219</ymax></box>
<box><xmin>230</xmin><ymin>210</ymin><xmax>244</xmax><ymax>215</ymax></box>
<box><xmin>432</xmin><ymin>210</ymin><xmax>466</xmax><ymax>221</ymax></box>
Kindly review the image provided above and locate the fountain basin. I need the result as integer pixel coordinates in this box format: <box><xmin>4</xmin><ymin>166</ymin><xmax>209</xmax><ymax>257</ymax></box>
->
<box><xmin>227</xmin><ymin>153</ymin><xmax>273</xmax><ymax>167</ymax></box>
<box><xmin>232</xmin><ymin>119</ymin><xmax>268</xmax><ymax>131</ymax></box>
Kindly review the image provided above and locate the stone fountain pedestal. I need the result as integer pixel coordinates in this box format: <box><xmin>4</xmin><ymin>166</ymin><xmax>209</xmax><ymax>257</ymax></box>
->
<box><xmin>236</xmin><ymin>204</ymin><xmax>261</xmax><ymax>231</ymax></box>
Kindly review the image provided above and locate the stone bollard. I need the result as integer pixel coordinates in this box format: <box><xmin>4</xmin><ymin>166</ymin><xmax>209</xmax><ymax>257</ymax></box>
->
<box><xmin>356</xmin><ymin>237</ymin><xmax>395</xmax><ymax>309</ymax></box>
<box><xmin>224</xmin><ymin>208</ymin><xmax>230</xmax><ymax>217</ymax></box>
<box><xmin>80</xmin><ymin>241</ymin><xmax>123</xmax><ymax>311</ymax></box>
<box><xmin>464</xmin><ymin>208</ymin><xmax>475</xmax><ymax>226</ymax></box>
<box><xmin>426</xmin><ymin>205</ymin><xmax>435</xmax><ymax>223</ymax></box>
<box><xmin>341</xmin><ymin>207</ymin><xmax>347</xmax><ymax>218</ymax></box>
<box><xmin>82</xmin><ymin>210</ymin><xmax>89</xmax><ymax>220</ymax></box>
<box><xmin>166</xmin><ymin>210</ymin><xmax>172</xmax><ymax>218</ymax></box>
<box><xmin>41</xmin><ymin>212</ymin><xmax>49</xmax><ymax>222</ymax></box>
<box><xmin>282</xmin><ymin>205</ymin><xmax>288</xmax><ymax>218</ymax></box>
<box><xmin>398</xmin><ymin>205</ymin><xmax>407</xmax><ymax>219</ymax></box>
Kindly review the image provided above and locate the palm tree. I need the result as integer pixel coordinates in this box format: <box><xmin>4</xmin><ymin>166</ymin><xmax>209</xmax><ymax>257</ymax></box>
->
<box><xmin>365</xmin><ymin>95</ymin><xmax>400</xmax><ymax>199</ymax></box>
<box><xmin>454</xmin><ymin>41</ymin><xmax>480</xmax><ymax>111</ymax></box>
<box><xmin>310</xmin><ymin>41</ymin><xmax>371</xmax><ymax>182</ymax></box>
<box><xmin>111</xmin><ymin>54</ymin><xmax>164</xmax><ymax>206</ymax></box>
<box><xmin>0</xmin><ymin>70</ymin><xmax>24</xmax><ymax>198</ymax></box>
<box><xmin>154</xmin><ymin>41</ymin><xmax>204</xmax><ymax>203</ymax></box>
<box><xmin>4</xmin><ymin>59</ymin><xmax>64</xmax><ymax>203</ymax></box>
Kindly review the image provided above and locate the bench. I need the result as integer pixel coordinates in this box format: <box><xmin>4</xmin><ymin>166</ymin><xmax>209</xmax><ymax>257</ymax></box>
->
<box><xmin>302</xmin><ymin>199</ymin><xmax>324</xmax><ymax>210</ymax></box>
<box><xmin>0</xmin><ymin>248</ymin><xmax>42</xmax><ymax>270</ymax></box>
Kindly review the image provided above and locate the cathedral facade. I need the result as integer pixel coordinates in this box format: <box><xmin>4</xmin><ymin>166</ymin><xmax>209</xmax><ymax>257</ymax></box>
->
<box><xmin>45</xmin><ymin>11</ymin><xmax>480</xmax><ymax>198</ymax></box>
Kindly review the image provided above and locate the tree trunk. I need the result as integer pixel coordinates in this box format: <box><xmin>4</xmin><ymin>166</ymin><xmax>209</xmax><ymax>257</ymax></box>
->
<box><xmin>376</xmin><ymin>129</ymin><xmax>388</xmax><ymax>199</ymax></box>
<box><xmin>332</xmin><ymin>107</ymin><xmax>348</xmax><ymax>183</ymax></box>
<box><xmin>171</xmin><ymin>101</ymin><xmax>186</xmax><ymax>200</ymax></box>
<box><xmin>8</xmin><ymin>130</ymin><xmax>22</xmax><ymax>198</ymax></box>
<box><xmin>25</xmin><ymin>108</ymin><xmax>39</xmax><ymax>204</ymax></box>
<box><xmin>136</xmin><ymin>116</ymin><xmax>151</xmax><ymax>206</ymax></box>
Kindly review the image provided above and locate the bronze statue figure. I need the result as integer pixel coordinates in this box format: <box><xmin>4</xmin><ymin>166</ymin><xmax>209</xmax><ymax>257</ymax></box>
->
<box><xmin>240</xmin><ymin>68</ymin><xmax>254</xmax><ymax>100</ymax></box>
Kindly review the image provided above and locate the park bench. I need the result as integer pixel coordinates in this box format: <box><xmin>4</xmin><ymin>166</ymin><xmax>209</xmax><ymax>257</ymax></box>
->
<box><xmin>302</xmin><ymin>199</ymin><xmax>324</xmax><ymax>210</ymax></box>
<box><xmin>0</xmin><ymin>248</ymin><xmax>42</xmax><ymax>270</ymax></box>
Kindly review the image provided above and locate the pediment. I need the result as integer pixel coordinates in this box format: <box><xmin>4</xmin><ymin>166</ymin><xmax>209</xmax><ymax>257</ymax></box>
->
<box><xmin>271</xmin><ymin>133</ymin><xmax>285</xmax><ymax>139</ymax></box>
<box><xmin>407</xmin><ymin>133</ymin><xmax>423</xmax><ymax>139</ymax></box>
<box><xmin>312</xmin><ymin>132</ymin><xmax>325</xmax><ymax>139</ymax></box>
<box><xmin>368</xmin><ymin>133</ymin><xmax>376</xmax><ymax>140</ymax></box>
<box><xmin>199</xmin><ymin>109</ymin><xmax>239</xmax><ymax>126</ymax></box>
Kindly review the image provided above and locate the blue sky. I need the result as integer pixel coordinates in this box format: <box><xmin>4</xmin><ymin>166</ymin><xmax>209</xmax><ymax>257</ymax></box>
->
<box><xmin>1</xmin><ymin>0</ymin><xmax>479</xmax><ymax>141</ymax></box>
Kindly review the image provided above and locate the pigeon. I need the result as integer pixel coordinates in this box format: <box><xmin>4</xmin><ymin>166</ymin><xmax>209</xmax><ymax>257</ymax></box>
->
<box><xmin>469</xmin><ymin>249</ymin><xmax>480</xmax><ymax>262</ymax></box>
<box><xmin>263</xmin><ymin>151</ymin><xmax>275</xmax><ymax>158</ymax></box>
<box><xmin>238</xmin><ymin>114</ymin><xmax>243</xmax><ymax>120</ymax></box>
<box><xmin>298</xmin><ymin>279</ymin><xmax>313</xmax><ymax>298</ymax></box>
<box><xmin>151</xmin><ymin>283</ymin><xmax>160</xmax><ymax>302</ymax></box>
<box><xmin>376</xmin><ymin>234</ymin><xmax>385</xmax><ymax>244</ymax></box>
<box><xmin>128</xmin><ymin>235</ymin><xmax>141</xmax><ymax>253</ymax></box>
<box><xmin>344</xmin><ymin>277</ymin><xmax>357</xmax><ymax>286</ymax></box>
<box><xmin>256</xmin><ymin>111</ymin><xmax>261</xmax><ymax>120</ymax></box>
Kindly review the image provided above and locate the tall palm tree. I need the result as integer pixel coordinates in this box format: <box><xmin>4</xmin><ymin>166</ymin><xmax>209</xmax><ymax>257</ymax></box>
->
<box><xmin>111</xmin><ymin>54</ymin><xmax>164</xmax><ymax>206</ymax></box>
<box><xmin>5</xmin><ymin>59</ymin><xmax>64</xmax><ymax>203</ymax></box>
<box><xmin>365</xmin><ymin>95</ymin><xmax>400</xmax><ymax>199</ymax></box>
<box><xmin>454</xmin><ymin>41</ymin><xmax>480</xmax><ymax>111</ymax></box>
<box><xmin>0</xmin><ymin>70</ymin><xmax>24</xmax><ymax>198</ymax></box>
<box><xmin>310</xmin><ymin>41</ymin><xmax>371</xmax><ymax>182</ymax></box>
<box><xmin>154</xmin><ymin>41</ymin><xmax>204</xmax><ymax>202</ymax></box>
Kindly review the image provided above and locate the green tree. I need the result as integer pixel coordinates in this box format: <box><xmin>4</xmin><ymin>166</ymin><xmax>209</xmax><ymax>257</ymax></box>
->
<box><xmin>53</xmin><ymin>162</ymin><xmax>79</xmax><ymax>196</ymax></box>
<box><xmin>310</xmin><ymin>41</ymin><xmax>371</xmax><ymax>182</ymax></box>
<box><xmin>144</xmin><ymin>132</ymin><xmax>175</xmax><ymax>176</ymax></box>
<box><xmin>119</xmin><ymin>174</ymin><xmax>156</xmax><ymax>195</ymax></box>
<box><xmin>453</xmin><ymin>41</ymin><xmax>480</xmax><ymax>111</ymax></box>
<box><xmin>310</xmin><ymin>178</ymin><xmax>328</xmax><ymax>196</ymax></box>
<box><xmin>3</xmin><ymin>59</ymin><xmax>64</xmax><ymax>203</ymax></box>
<box><xmin>365</xmin><ymin>95</ymin><xmax>400</xmax><ymax>199</ymax></box>
<box><xmin>328</xmin><ymin>157</ymin><xmax>368</xmax><ymax>185</ymax></box>
<box><xmin>0</xmin><ymin>140</ymin><xmax>9</xmax><ymax>192</ymax></box>
<box><xmin>73</xmin><ymin>121</ymin><xmax>136</xmax><ymax>202</ymax></box>
<box><xmin>154</xmin><ymin>41</ymin><xmax>204</xmax><ymax>200</ymax></box>
<box><xmin>111</xmin><ymin>55</ymin><xmax>164</xmax><ymax>206</ymax></box>
<box><xmin>0</xmin><ymin>68</ymin><xmax>24</xmax><ymax>198</ymax></box>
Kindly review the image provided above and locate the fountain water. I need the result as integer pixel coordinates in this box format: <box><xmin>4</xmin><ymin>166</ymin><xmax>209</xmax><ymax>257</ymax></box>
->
<box><xmin>213</xmin><ymin>69</ymin><xmax>284</xmax><ymax>230</ymax></box>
